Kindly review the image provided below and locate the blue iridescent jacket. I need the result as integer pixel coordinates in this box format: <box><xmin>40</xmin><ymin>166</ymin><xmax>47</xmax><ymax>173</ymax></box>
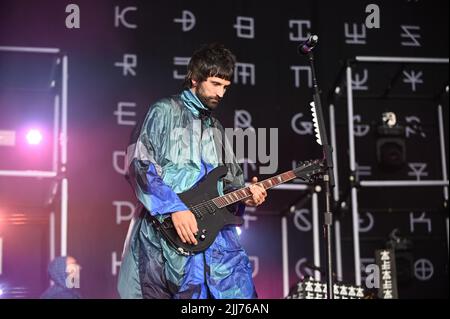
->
<box><xmin>117</xmin><ymin>89</ymin><xmax>257</xmax><ymax>299</ymax></box>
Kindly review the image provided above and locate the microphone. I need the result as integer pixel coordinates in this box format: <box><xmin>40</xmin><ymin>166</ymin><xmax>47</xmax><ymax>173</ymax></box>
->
<box><xmin>297</xmin><ymin>34</ymin><xmax>319</xmax><ymax>55</ymax></box>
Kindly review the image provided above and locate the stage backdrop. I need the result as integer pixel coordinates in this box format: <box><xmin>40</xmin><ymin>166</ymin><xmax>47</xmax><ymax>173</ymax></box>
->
<box><xmin>0</xmin><ymin>0</ymin><xmax>448</xmax><ymax>298</ymax></box>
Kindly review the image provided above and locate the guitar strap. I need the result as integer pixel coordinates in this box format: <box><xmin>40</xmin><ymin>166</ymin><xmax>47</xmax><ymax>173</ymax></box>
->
<box><xmin>198</xmin><ymin>110</ymin><xmax>226</xmax><ymax>167</ymax></box>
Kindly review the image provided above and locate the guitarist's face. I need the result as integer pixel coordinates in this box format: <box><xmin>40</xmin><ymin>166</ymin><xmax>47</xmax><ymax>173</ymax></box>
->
<box><xmin>191</xmin><ymin>76</ymin><xmax>231</xmax><ymax>110</ymax></box>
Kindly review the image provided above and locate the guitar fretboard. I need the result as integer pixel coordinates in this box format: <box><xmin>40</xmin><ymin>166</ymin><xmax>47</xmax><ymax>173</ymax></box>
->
<box><xmin>212</xmin><ymin>171</ymin><xmax>297</xmax><ymax>208</ymax></box>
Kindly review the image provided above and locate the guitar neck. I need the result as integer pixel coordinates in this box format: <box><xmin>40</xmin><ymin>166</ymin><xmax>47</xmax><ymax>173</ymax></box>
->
<box><xmin>212</xmin><ymin>170</ymin><xmax>297</xmax><ymax>208</ymax></box>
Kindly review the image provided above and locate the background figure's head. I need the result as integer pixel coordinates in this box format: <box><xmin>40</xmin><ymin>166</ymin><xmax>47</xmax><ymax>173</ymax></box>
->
<box><xmin>41</xmin><ymin>256</ymin><xmax>82</xmax><ymax>299</ymax></box>
<box><xmin>47</xmin><ymin>256</ymin><xmax>80</xmax><ymax>287</ymax></box>
<box><xmin>184</xmin><ymin>43</ymin><xmax>236</xmax><ymax>109</ymax></box>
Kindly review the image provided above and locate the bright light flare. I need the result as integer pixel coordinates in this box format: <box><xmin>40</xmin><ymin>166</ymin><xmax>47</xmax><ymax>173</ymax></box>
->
<box><xmin>26</xmin><ymin>129</ymin><xmax>43</xmax><ymax>145</ymax></box>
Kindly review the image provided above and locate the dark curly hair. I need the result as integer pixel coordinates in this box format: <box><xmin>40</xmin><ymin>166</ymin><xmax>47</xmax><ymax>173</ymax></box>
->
<box><xmin>183</xmin><ymin>43</ymin><xmax>236</xmax><ymax>88</ymax></box>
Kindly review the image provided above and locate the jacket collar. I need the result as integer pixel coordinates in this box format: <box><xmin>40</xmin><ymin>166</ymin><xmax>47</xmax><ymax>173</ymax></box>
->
<box><xmin>181</xmin><ymin>89</ymin><xmax>212</xmax><ymax>119</ymax></box>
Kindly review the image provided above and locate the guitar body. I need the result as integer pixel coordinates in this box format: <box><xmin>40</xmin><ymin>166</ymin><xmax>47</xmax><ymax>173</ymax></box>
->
<box><xmin>151</xmin><ymin>166</ymin><xmax>244</xmax><ymax>256</ymax></box>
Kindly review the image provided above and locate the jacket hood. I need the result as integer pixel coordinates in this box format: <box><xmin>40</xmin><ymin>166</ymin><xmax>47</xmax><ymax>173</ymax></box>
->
<box><xmin>48</xmin><ymin>256</ymin><xmax>68</xmax><ymax>287</ymax></box>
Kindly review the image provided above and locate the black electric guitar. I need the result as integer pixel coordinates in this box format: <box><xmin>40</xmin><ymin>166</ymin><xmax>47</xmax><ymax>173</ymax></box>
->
<box><xmin>150</xmin><ymin>159</ymin><xmax>323</xmax><ymax>255</ymax></box>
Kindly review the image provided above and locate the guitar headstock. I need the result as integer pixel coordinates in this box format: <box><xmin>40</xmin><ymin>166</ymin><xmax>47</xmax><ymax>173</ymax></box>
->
<box><xmin>293</xmin><ymin>159</ymin><xmax>324</xmax><ymax>183</ymax></box>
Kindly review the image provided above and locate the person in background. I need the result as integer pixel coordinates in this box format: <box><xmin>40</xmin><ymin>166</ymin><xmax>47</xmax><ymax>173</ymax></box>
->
<box><xmin>40</xmin><ymin>256</ymin><xmax>82</xmax><ymax>299</ymax></box>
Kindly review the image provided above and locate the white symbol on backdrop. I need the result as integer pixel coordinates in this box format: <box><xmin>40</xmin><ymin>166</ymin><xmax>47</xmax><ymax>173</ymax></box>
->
<box><xmin>355</xmin><ymin>163</ymin><xmax>372</xmax><ymax>179</ymax></box>
<box><xmin>294</xmin><ymin>209</ymin><xmax>312</xmax><ymax>232</ymax></box>
<box><xmin>408</xmin><ymin>163</ymin><xmax>428</xmax><ymax>181</ymax></box>
<box><xmin>113</xmin><ymin>201</ymin><xmax>136</xmax><ymax>224</ymax></box>
<box><xmin>401</xmin><ymin>25</ymin><xmax>421</xmax><ymax>47</ymax></box>
<box><xmin>114</xmin><ymin>102</ymin><xmax>136</xmax><ymax>126</ymax></box>
<box><xmin>344</xmin><ymin>23</ymin><xmax>367</xmax><ymax>44</ymax></box>
<box><xmin>353</xmin><ymin>115</ymin><xmax>370</xmax><ymax>137</ymax></box>
<box><xmin>173</xmin><ymin>10</ymin><xmax>196</xmax><ymax>31</ymax></box>
<box><xmin>289</xmin><ymin>20</ymin><xmax>311</xmax><ymax>42</ymax></box>
<box><xmin>414</xmin><ymin>259</ymin><xmax>434</xmax><ymax>281</ymax></box>
<box><xmin>403</xmin><ymin>71</ymin><xmax>423</xmax><ymax>92</ymax></box>
<box><xmin>111</xmin><ymin>251</ymin><xmax>121</xmax><ymax>276</ymax></box>
<box><xmin>234</xmin><ymin>16</ymin><xmax>255</xmax><ymax>39</ymax></box>
<box><xmin>410</xmin><ymin>212</ymin><xmax>432</xmax><ymax>233</ymax></box>
<box><xmin>351</xmin><ymin>69</ymin><xmax>369</xmax><ymax>91</ymax></box>
<box><xmin>290</xmin><ymin>66</ymin><xmax>312</xmax><ymax>88</ymax></box>
<box><xmin>173</xmin><ymin>57</ymin><xmax>190</xmax><ymax>80</ymax></box>
<box><xmin>359</xmin><ymin>212</ymin><xmax>374</xmax><ymax>233</ymax></box>
<box><xmin>291</xmin><ymin>113</ymin><xmax>313</xmax><ymax>135</ymax></box>
<box><xmin>114</xmin><ymin>6</ymin><xmax>138</xmax><ymax>29</ymax></box>
<box><xmin>405</xmin><ymin>116</ymin><xmax>426</xmax><ymax>138</ymax></box>
<box><xmin>112</xmin><ymin>151</ymin><xmax>127</xmax><ymax>175</ymax></box>
<box><xmin>234</xmin><ymin>110</ymin><xmax>254</xmax><ymax>129</ymax></box>
<box><xmin>114</xmin><ymin>54</ymin><xmax>137</xmax><ymax>76</ymax></box>
<box><xmin>234</xmin><ymin>63</ymin><xmax>256</xmax><ymax>85</ymax></box>
<box><xmin>243</xmin><ymin>214</ymin><xmax>258</xmax><ymax>230</ymax></box>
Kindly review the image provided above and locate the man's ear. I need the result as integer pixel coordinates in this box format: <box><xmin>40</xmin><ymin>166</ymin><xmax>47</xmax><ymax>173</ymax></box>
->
<box><xmin>191</xmin><ymin>78</ymin><xmax>198</xmax><ymax>87</ymax></box>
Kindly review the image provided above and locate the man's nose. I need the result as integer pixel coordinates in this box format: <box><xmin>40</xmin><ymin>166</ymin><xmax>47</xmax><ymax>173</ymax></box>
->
<box><xmin>217</xmin><ymin>87</ymin><xmax>225</xmax><ymax>98</ymax></box>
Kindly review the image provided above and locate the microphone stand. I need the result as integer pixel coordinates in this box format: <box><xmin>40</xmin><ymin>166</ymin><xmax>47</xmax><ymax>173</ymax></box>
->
<box><xmin>302</xmin><ymin>43</ymin><xmax>336</xmax><ymax>299</ymax></box>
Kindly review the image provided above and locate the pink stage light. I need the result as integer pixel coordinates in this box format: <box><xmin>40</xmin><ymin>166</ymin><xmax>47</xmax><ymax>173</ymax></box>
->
<box><xmin>26</xmin><ymin>129</ymin><xmax>43</xmax><ymax>145</ymax></box>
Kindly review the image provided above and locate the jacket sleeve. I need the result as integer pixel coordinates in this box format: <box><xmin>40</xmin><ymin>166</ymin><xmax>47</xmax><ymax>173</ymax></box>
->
<box><xmin>126</xmin><ymin>102</ymin><xmax>188</xmax><ymax>216</ymax></box>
